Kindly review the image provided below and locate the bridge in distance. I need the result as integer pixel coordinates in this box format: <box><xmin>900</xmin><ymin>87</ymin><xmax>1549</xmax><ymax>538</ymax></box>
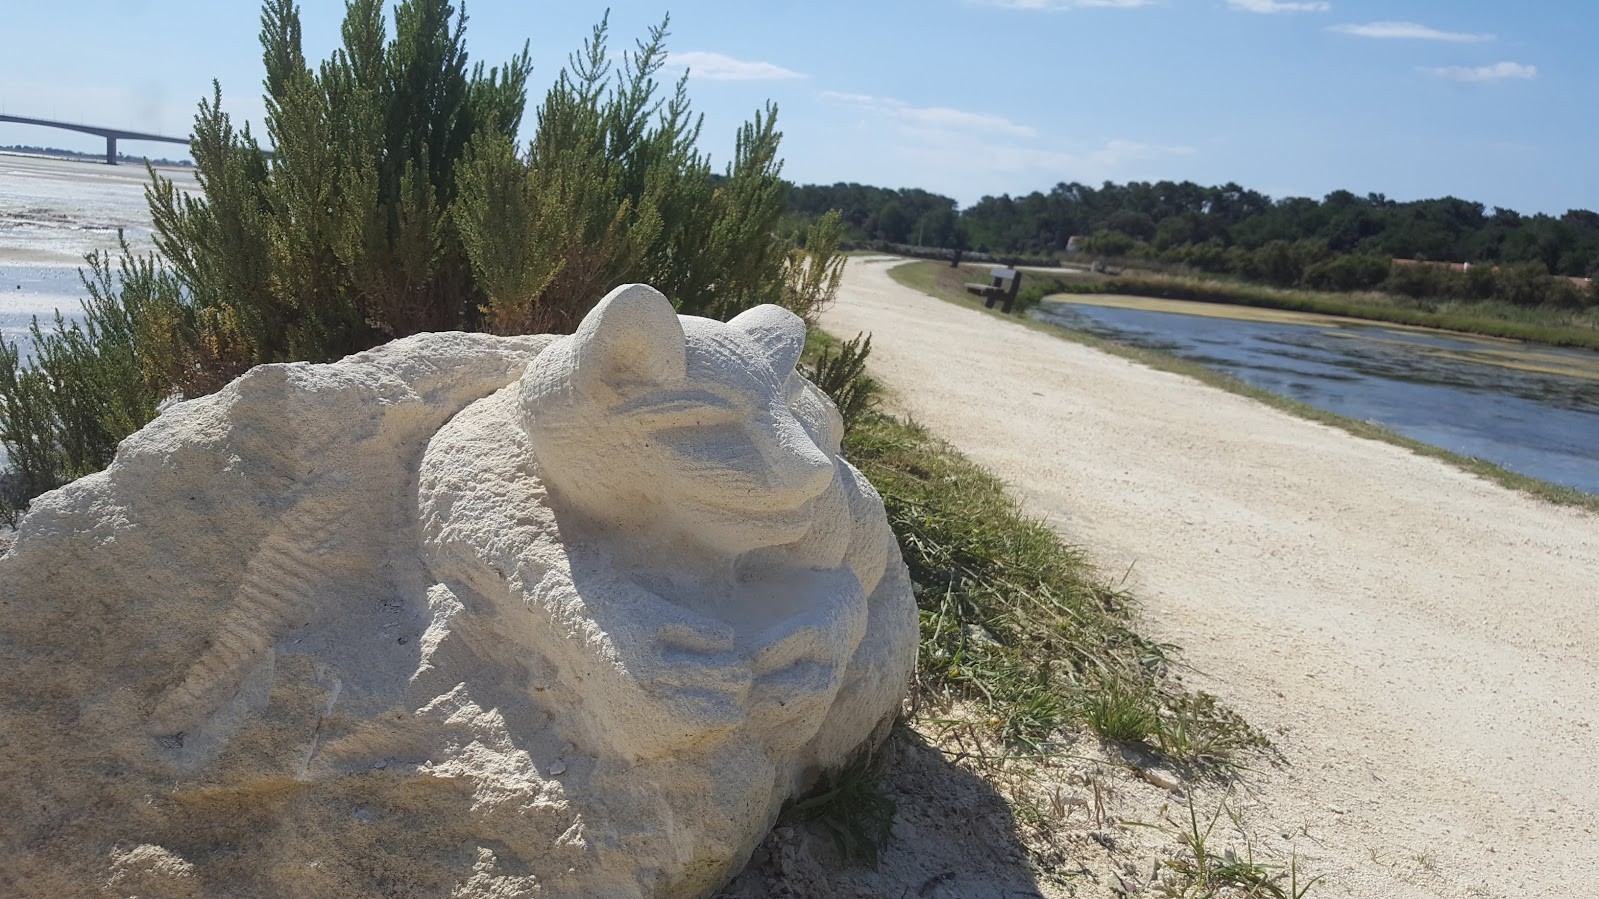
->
<box><xmin>0</xmin><ymin>114</ymin><xmax>189</xmax><ymax>164</ymax></box>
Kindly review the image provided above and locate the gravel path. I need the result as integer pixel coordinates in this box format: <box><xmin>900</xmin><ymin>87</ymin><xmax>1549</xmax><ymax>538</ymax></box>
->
<box><xmin>821</xmin><ymin>257</ymin><xmax>1599</xmax><ymax>899</ymax></box>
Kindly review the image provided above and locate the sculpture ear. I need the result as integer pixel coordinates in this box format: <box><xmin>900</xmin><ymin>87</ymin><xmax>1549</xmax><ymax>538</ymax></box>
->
<box><xmin>571</xmin><ymin>284</ymin><xmax>687</xmax><ymax>391</ymax></box>
<box><xmin>728</xmin><ymin>305</ymin><xmax>806</xmax><ymax>376</ymax></box>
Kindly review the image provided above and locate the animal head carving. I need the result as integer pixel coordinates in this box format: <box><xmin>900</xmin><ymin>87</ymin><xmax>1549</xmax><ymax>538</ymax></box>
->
<box><xmin>519</xmin><ymin>284</ymin><xmax>844</xmax><ymax>556</ymax></box>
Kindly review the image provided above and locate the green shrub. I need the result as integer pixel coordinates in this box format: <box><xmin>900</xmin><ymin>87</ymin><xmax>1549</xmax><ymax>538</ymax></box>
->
<box><xmin>1386</xmin><ymin>261</ymin><xmax>1446</xmax><ymax>298</ymax></box>
<box><xmin>0</xmin><ymin>252</ymin><xmax>165</xmax><ymax>526</ymax></box>
<box><xmin>805</xmin><ymin>332</ymin><xmax>876</xmax><ymax>435</ymax></box>
<box><xmin>1301</xmin><ymin>254</ymin><xmax>1390</xmax><ymax>292</ymax></box>
<box><xmin>1013</xmin><ymin>275</ymin><xmax>1075</xmax><ymax>314</ymax></box>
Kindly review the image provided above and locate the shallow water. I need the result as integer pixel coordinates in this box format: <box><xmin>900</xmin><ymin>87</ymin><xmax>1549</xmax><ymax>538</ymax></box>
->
<box><xmin>1034</xmin><ymin>299</ymin><xmax>1599</xmax><ymax>495</ymax></box>
<box><xmin>0</xmin><ymin>153</ymin><xmax>197</xmax><ymax>348</ymax></box>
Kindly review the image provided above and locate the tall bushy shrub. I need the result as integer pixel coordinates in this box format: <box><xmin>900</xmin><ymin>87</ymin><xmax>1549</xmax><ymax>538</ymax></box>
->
<box><xmin>453</xmin><ymin>14</ymin><xmax>794</xmax><ymax>332</ymax></box>
<box><xmin>0</xmin><ymin>0</ymin><xmax>842</xmax><ymax>523</ymax></box>
<box><xmin>143</xmin><ymin>0</ymin><xmax>533</xmax><ymax>375</ymax></box>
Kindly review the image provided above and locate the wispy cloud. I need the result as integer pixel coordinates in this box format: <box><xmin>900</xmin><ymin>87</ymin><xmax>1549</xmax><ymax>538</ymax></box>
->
<box><xmin>1424</xmin><ymin>61</ymin><xmax>1537</xmax><ymax>82</ymax></box>
<box><xmin>889</xmin><ymin>130</ymin><xmax>1195</xmax><ymax>193</ymax></box>
<box><xmin>822</xmin><ymin>92</ymin><xmax>1038</xmax><ymax>139</ymax></box>
<box><xmin>965</xmin><ymin>0</ymin><xmax>1158</xmax><ymax>10</ymax></box>
<box><xmin>1074</xmin><ymin>139</ymin><xmax>1197</xmax><ymax>167</ymax></box>
<box><xmin>1328</xmin><ymin>21</ymin><xmax>1494</xmax><ymax>42</ymax></box>
<box><xmin>1227</xmin><ymin>0</ymin><xmax>1330</xmax><ymax>14</ymax></box>
<box><xmin>665</xmin><ymin>51</ymin><xmax>804</xmax><ymax>81</ymax></box>
<box><xmin>820</xmin><ymin>90</ymin><xmax>1193</xmax><ymax>201</ymax></box>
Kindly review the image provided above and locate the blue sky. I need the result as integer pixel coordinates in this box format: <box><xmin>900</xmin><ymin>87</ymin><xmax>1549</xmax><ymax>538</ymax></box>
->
<box><xmin>2</xmin><ymin>0</ymin><xmax>1593</xmax><ymax>215</ymax></box>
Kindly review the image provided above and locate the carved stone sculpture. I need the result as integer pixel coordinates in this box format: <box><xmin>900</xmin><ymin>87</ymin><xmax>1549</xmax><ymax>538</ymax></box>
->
<box><xmin>0</xmin><ymin>285</ymin><xmax>917</xmax><ymax>899</ymax></box>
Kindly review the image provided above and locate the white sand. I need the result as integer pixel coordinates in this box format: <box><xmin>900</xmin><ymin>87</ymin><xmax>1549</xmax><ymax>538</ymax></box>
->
<box><xmin>821</xmin><ymin>257</ymin><xmax>1599</xmax><ymax>899</ymax></box>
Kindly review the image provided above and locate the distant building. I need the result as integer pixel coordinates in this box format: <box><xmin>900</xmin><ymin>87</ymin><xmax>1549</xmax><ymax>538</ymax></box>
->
<box><xmin>1065</xmin><ymin>235</ymin><xmax>1083</xmax><ymax>253</ymax></box>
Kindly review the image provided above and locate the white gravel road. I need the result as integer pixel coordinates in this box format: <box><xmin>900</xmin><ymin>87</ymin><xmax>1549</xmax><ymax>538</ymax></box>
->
<box><xmin>821</xmin><ymin>256</ymin><xmax>1599</xmax><ymax>899</ymax></box>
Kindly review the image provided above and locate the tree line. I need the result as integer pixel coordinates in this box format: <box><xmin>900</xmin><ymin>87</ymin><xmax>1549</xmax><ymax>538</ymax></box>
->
<box><xmin>789</xmin><ymin>179</ymin><xmax>1599</xmax><ymax>306</ymax></box>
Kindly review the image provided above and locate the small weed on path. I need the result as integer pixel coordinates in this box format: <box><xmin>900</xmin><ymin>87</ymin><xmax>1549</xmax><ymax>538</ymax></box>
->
<box><xmin>1139</xmin><ymin>790</ymin><xmax>1323</xmax><ymax>899</ymax></box>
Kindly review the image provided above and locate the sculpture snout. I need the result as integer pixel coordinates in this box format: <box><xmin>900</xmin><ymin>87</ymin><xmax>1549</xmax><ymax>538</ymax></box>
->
<box><xmin>767</xmin><ymin>411</ymin><xmax>838</xmax><ymax>504</ymax></box>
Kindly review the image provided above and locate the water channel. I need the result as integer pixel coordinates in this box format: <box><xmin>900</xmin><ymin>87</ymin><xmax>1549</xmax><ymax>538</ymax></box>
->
<box><xmin>1033</xmin><ymin>297</ymin><xmax>1599</xmax><ymax>495</ymax></box>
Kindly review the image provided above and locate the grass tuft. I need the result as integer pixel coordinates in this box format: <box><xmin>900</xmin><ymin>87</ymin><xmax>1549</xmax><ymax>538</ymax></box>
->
<box><xmin>1146</xmin><ymin>790</ymin><xmax>1324</xmax><ymax>898</ymax></box>
<box><xmin>1082</xmin><ymin>678</ymin><xmax>1160</xmax><ymax>745</ymax></box>
<box><xmin>778</xmin><ymin>741</ymin><xmax>897</xmax><ymax>867</ymax></box>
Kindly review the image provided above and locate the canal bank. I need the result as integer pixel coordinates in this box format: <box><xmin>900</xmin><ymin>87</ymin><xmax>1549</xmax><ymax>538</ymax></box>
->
<box><xmin>1034</xmin><ymin>296</ymin><xmax>1599</xmax><ymax>496</ymax></box>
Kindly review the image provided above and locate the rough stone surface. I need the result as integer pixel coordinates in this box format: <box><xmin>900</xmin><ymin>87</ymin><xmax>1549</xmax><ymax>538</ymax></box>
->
<box><xmin>0</xmin><ymin>285</ymin><xmax>917</xmax><ymax>899</ymax></box>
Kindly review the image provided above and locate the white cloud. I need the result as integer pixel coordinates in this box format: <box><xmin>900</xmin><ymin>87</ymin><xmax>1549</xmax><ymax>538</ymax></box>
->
<box><xmin>822</xmin><ymin>92</ymin><xmax>1038</xmax><ymax>139</ymax></box>
<box><xmin>965</xmin><ymin>0</ymin><xmax>1158</xmax><ymax>10</ymax></box>
<box><xmin>1424</xmin><ymin>61</ymin><xmax>1537</xmax><ymax>82</ymax></box>
<box><xmin>665</xmin><ymin>51</ymin><xmax>804</xmax><ymax>81</ymax></box>
<box><xmin>1086</xmin><ymin>139</ymin><xmax>1197</xmax><ymax>165</ymax></box>
<box><xmin>1328</xmin><ymin>21</ymin><xmax>1494</xmax><ymax>42</ymax></box>
<box><xmin>818</xmin><ymin>87</ymin><xmax>1196</xmax><ymax>203</ymax></box>
<box><xmin>1227</xmin><ymin>0</ymin><xmax>1330</xmax><ymax>13</ymax></box>
<box><xmin>816</xmin><ymin>90</ymin><xmax>1193</xmax><ymax>201</ymax></box>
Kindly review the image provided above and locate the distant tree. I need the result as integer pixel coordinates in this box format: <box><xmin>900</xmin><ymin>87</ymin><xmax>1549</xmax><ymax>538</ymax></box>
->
<box><xmin>1302</xmin><ymin>254</ymin><xmax>1390</xmax><ymax>292</ymax></box>
<box><xmin>1462</xmin><ymin>264</ymin><xmax>1500</xmax><ymax>300</ymax></box>
<box><xmin>914</xmin><ymin>207</ymin><xmax>962</xmax><ymax>248</ymax></box>
<box><xmin>1104</xmin><ymin>209</ymin><xmax>1156</xmax><ymax>243</ymax></box>
<box><xmin>1386</xmin><ymin>262</ymin><xmax>1445</xmax><ymax>299</ymax></box>
<box><xmin>872</xmin><ymin>201</ymin><xmax>912</xmax><ymax>244</ymax></box>
<box><xmin>1083</xmin><ymin>229</ymin><xmax>1136</xmax><ymax>258</ymax></box>
<box><xmin>1498</xmin><ymin>261</ymin><xmax>1555</xmax><ymax>307</ymax></box>
<box><xmin>857</xmin><ymin>172</ymin><xmax>1599</xmax><ymax>293</ymax></box>
<box><xmin>1153</xmin><ymin>215</ymin><xmax>1194</xmax><ymax>251</ymax></box>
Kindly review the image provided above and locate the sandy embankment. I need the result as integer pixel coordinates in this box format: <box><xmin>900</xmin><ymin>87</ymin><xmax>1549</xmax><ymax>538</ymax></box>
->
<box><xmin>821</xmin><ymin>257</ymin><xmax>1599</xmax><ymax>899</ymax></box>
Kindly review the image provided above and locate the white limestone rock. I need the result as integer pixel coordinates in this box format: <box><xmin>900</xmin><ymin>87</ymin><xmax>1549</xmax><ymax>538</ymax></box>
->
<box><xmin>0</xmin><ymin>285</ymin><xmax>917</xmax><ymax>899</ymax></box>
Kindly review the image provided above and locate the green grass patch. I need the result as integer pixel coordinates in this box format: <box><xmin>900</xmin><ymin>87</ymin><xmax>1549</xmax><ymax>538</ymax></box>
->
<box><xmin>778</xmin><ymin>740</ymin><xmax>897</xmax><ymax>866</ymax></box>
<box><xmin>848</xmin><ymin>411</ymin><xmax>1272</xmax><ymax>770</ymax></box>
<box><xmin>806</xmin><ymin>321</ymin><xmax>1270</xmax><ymax>771</ymax></box>
<box><xmin>887</xmin><ymin>259</ymin><xmax>1599</xmax><ymax>515</ymax></box>
<box><xmin>809</xmin><ymin>348</ymin><xmax>1272</xmax><ymax>770</ymax></box>
<box><xmin>891</xmin><ymin>257</ymin><xmax>1599</xmax><ymax>351</ymax></box>
<box><xmin>1148</xmin><ymin>789</ymin><xmax>1324</xmax><ymax>899</ymax></box>
<box><xmin>887</xmin><ymin>260</ymin><xmax>1060</xmax><ymax>316</ymax></box>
